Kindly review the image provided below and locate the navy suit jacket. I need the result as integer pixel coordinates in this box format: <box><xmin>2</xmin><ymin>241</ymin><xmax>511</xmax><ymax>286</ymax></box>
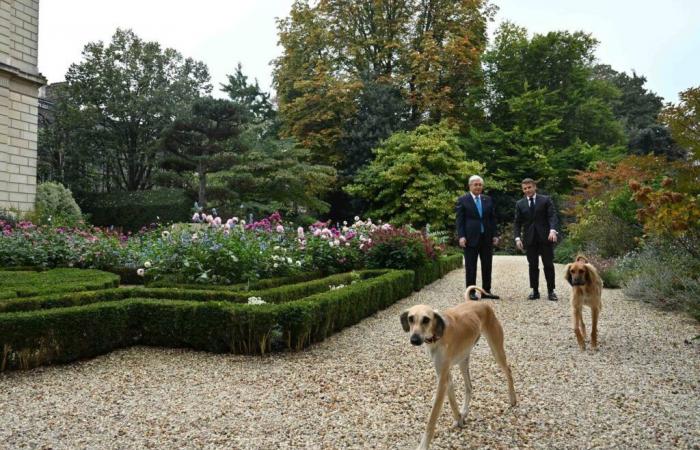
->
<box><xmin>455</xmin><ymin>193</ymin><xmax>498</xmax><ymax>248</ymax></box>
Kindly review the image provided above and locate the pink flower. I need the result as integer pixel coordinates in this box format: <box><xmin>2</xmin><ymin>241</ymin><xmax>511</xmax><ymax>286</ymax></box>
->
<box><xmin>213</xmin><ymin>217</ymin><xmax>222</xmax><ymax>227</ymax></box>
<box><xmin>276</xmin><ymin>224</ymin><xmax>284</xmax><ymax>233</ymax></box>
<box><xmin>192</xmin><ymin>213</ymin><xmax>201</xmax><ymax>222</ymax></box>
<box><xmin>297</xmin><ymin>227</ymin><xmax>305</xmax><ymax>239</ymax></box>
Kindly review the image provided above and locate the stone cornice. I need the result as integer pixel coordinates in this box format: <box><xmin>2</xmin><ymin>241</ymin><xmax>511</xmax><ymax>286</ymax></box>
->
<box><xmin>0</xmin><ymin>62</ymin><xmax>47</xmax><ymax>86</ymax></box>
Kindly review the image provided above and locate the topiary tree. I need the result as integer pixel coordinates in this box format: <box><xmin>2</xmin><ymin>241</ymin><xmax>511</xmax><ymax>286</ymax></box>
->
<box><xmin>32</xmin><ymin>182</ymin><xmax>82</xmax><ymax>226</ymax></box>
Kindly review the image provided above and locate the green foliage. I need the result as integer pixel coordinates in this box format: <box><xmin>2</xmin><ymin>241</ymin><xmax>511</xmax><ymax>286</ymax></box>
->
<box><xmin>0</xmin><ymin>269</ymin><xmax>119</xmax><ymax>300</ymax></box>
<box><xmin>474</xmin><ymin>22</ymin><xmax>626</xmax><ymax>193</ymax></box>
<box><xmin>0</xmin><ymin>269</ymin><xmax>419</xmax><ymax>369</ymax></box>
<box><xmin>273</xmin><ymin>0</ymin><xmax>493</xmax><ymax>168</ymax></box>
<box><xmin>660</xmin><ymin>85</ymin><xmax>700</xmax><ymax>160</ymax></box>
<box><xmin>40</xmin><ymin>28</ymin><xmax>211</xmax><ymax>193</ymax></box>
<box><xmin>77</xmin><ymin>189</ymin><xmax>191</xmax><ymax>231</ymax></box>
<box><xmin>30</xmin><ymin>182</ymin><xmax>82</xmax><ymax>227</ymax></box>
<box><xmin>346</xmin><ymin>122</ymin><xmax>485</xmax><ymax>230</ymax></box>
<box><xmin>159</xmin><ymin>97</ymin><xmax>247</xmax><ymax>207</ymax></box>
<box><xmin>209</xmin><ymin>138</ymin><xmax>337</xmax><ymax>219</ymax></box>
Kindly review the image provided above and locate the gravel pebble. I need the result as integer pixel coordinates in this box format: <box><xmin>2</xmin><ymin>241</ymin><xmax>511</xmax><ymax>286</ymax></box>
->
<box><xmin>1</xmin><ymin>256</ymin><xmax>698</xmax><ymax>449</ymax></box>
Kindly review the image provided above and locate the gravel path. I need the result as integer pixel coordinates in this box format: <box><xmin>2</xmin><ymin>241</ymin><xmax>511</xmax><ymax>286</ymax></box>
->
<box><xmin>1</xmin><ymin>255</ymin><xmax>698</xmax><ymax>449</ymax></box>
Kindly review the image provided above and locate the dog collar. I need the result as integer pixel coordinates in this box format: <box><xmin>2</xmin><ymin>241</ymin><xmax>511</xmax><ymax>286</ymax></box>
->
<box><xmin>424</xmin><ymin>335</ymin><xmax>440</xmax><ymax>344</ymax></box>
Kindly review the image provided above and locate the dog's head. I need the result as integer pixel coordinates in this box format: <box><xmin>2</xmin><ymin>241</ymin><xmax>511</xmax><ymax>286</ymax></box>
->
<box><xmin>565</xmin><ymin>256</ymin><xmax>591</xmax><ymax>286</ymax></box>
<box><xmin>400</xmin><ymin>305</ymin><xmax>446</xmax><ymax>346</ymax></box>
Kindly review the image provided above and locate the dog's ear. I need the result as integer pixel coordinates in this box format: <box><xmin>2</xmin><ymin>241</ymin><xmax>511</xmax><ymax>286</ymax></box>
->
<box><xmin>585</xmin><ymin>263</ymin><xmax>600</xmax><ymax>284</ymax></box>
<box><xmin>433</xmin><ymin>311</ymin><xmax>446</xmax><ymax>338</ymax></box>
<box><xmin>576</xmin><ymin>255</ymin><xmax>588</xmax><ymax>263</ymax></box>
<box><xmin>400</xmin><ymin>311</ymin><xmax>410</xmax><ymax>332</ymax></box>
<box><xmin>564</xmin><ymin>264</ymin><xmax>573</xmax><ymax>286</ymax></box>
<box><xmin>584</xmin><ymin>265</ymin><xmax>591</xmax><ymax>283</ymax></box>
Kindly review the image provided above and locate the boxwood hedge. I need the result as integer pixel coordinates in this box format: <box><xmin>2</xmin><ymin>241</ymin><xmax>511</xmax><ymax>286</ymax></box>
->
<box><xmin>0</xmin><ymin>254</ymin><xmax>463</xmax><ymax>371</ymax></box>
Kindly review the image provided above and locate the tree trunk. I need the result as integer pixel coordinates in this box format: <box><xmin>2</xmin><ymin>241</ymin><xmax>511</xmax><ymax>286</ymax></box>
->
<box><xmin>198</xmin><ymin>162</ymin><xmax>207</xmax><ymax>208</ymax></box>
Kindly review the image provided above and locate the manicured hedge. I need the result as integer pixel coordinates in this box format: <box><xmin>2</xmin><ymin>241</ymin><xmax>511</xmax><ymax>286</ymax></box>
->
<box><xmin>413</xmin><ymin>253</ymin><xmax>464</xmax><ymax>290</ymax></box>
<box><xmin>0</xmin><ymin>255</ymin><xmax>462</xmax><ymax>371</ymax></box>
<box><xmin>0</xmin><ymin>269</ymin><xmax>413</xmax><ymax>370</ymax></box>
<box><xmin>0</xmin><ymin>269</ymin><xmax>119</xmax><ymax>300</ymax></box>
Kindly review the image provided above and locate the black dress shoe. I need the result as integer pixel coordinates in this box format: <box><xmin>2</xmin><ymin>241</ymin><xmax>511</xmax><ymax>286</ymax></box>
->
<box><xmin>468</xmin><ymin>292</ymin><xmax>479</xmax><ymax>301</ymax></box>
<box><xmin>482</xmin><ymin>292</ymin><xmax>500</xmax><ymax>299</ymax></box>
<box><xmin>548</xmin><ymin>291</ymin><xmax>559</xmax><ymax>301</ymax></box>
<box><xmin>527</xmin><ymin>290</ymin><xmax>540</xmax><ymax>300</ymax></box>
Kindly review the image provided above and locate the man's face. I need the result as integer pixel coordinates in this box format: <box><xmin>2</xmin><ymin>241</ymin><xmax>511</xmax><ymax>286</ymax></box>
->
<box><xmin>469</xmin><ymin>179</ymin><xmax>484</xmax><ymax>195</ymax></box>
<box><xmin>521</xmin><ymin>183</ymin><xmax>536</xmax><ymax>197</ymax></box>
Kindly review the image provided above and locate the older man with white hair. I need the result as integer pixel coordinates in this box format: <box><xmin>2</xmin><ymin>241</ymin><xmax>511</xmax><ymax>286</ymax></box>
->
<box><xmin>455</xmin><ymin>175</ymin><xmax>500</xmax><ymax>300</ymax></box>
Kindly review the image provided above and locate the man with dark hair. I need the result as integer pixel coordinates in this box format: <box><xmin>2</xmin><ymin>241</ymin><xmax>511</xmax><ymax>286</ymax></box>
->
<box><xmin>514</xmin><ymin>178</ymin><xmax>560</xmax><ymax>301</ymax></box>
<box><xmin>456</xmin><ymin>175</ymin><xmax>500</xmax><ymax>300</ymax></box>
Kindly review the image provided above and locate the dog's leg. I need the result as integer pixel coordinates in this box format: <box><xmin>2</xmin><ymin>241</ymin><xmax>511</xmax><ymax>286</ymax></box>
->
<box><xmin>572</xmin><ymin>305</ymin><xmax>586</xmax><ymax>351</ymax></box>
<box><xmin>456</xmin><ymin>357</ymin><xmax>472</xmax><ymax>426</ymax></box>
<box><xmin>578</xmin><ymin>313</ymin><xmax>586</xmax><ymax>341</ymax></box>
<box><xmin>446</xmin><ymin>373</ymin><xmax>462</xmax><ymax>426</ymax></box>
<box><xmin>591</xmin><ymin>306</ymin><xmax>599</xmax><ymax>349</ymax></box>
<box><xmin>483</xmin><ymin>318</ymin><xmax>517</xmax><ymax>406</ymax></box>
<box><xmin>418</xmin><ymin>367</ymin><xmax>450</xmax><ymax>450</ymax></box>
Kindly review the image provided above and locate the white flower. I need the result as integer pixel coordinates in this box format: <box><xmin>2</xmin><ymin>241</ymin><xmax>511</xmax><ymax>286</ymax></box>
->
<box><xmin>144</xmin><ymin>261</ymin><xmax>152</xmax><ymax>268</ymax></box>
<box><xmin>328</xmin><ymin>240</ymin><xmax>335</xmax><ymax>247</ymax></box>
<box><xmin>231</xmin><ymin>254</ymin><xmax>238</xmax><ymax>262</ymax></box>
<box><xmin>274</xmin><ymin>246</ymin><xmax>280</xmax><ymax>250</ymax></box>
<box><xmin>273</xmin><ymin>263</ymin><xmax>279</xmax><ymax>268</ymax></box>
<box><xmin>137</xmin><ymin>268</ymin><xmax>145</xmax><ymax>277</ymax></box>
<box><xmin>192</xmin><ymin>213</ymin><xmax>201</xmax><ymax>222</ymax></box>
<box><xmin>276</xmin><ymin>224</ymin><xmax>284</xmax><ymax>233</ymax></box>
<box><xmin>297</xmin><ymin>227</ymin><xmax>305</xmax><ymax>239</ymax></box>
<box><xmin>296</xmin><ymin>260</ymin><xmax>302</xmax><ymax>267</ymax></box>
<box><xmin>286</xmin><ymin>257</ymin><xmax>292</xmax><ymax>264</ymax></box>
<box><xmin>354</xmin><ymin>216</ymin><xmax>360</xmax><ymax>222</ymax></box>
<box><xmin>343</xmin><ymin>220</ymin><xmax>348</xmax><ymax>225</ymax></box>
<box><xmin>333</xmin><ymin>239</ymin><xmax>340</xmax><ymax>247</ymax></box>
<box><xmin>161</xmin><ymin>231</ymin><xmax>170</xmax><ymax>239</ymax></box>
<box><xmin>247</xmin><ymin>296</ymin><xmax>266</xmax><ymax>305</ymax></box>
<box><xmin>329</xmin><ymin>284</ymin><xmax>346</xmax><ymax>291</ymax></box>
<box><xmin>191</xmin><ymin>233</ymin><xmax>198</xmax><ymax>241</ymax></box>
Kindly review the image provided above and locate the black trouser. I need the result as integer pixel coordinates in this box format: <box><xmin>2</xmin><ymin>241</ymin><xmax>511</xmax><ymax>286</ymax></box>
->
<box><xmin>526</xmin><ymin>238</ymin><xmax>555</xmax><ymax>292</ymax></box>
<box><xmin>464</xmin><ymin>234</ymin><xmax>493</xmax><ymax>292</ymax></box>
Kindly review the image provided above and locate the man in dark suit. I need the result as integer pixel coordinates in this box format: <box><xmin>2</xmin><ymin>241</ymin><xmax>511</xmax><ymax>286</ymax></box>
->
<box><xmin>456</xmin><ymin>175</ymin><xmax>500</xmax><ymax>300</ymax></box>
<box><xmin>513</xmin><ymin>178</ymin><xmax>560</xmax><ymax>301</ymax></box>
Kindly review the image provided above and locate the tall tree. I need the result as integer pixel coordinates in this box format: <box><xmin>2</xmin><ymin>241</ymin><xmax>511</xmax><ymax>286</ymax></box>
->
<box><xmin>273</xmin><ymin>0</ymin><xmax>494</xmax><ymax>169</ymax></box>
<box><xmin>660</xmin><ymin>86</ymin><xmax>700</xmax><ymax>159</ymax></box>
<box><xmin>42</xmin><ymin>29</ymin><xmax>211</xmax><ymax>192</ymax></box>
<box><xmin>345</xmin><ymin>122</ymin><xmax>486</xmax><ymax>230</ymax></box>
<box><xmin>471</xmin><ymin>22</ymin><xmax>626</xmax><ymax>193</ymax></box>
<box><xmin>160</xmin><ymin>97</ymin><xmax>246</xmax><ymax>207</ymax></box>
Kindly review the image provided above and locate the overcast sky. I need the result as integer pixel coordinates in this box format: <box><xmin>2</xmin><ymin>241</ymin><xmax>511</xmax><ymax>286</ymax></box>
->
<box><xmin>38</xmin><ymin>0</ymin><xmax>699</xmax><ymax>103</ymax></box>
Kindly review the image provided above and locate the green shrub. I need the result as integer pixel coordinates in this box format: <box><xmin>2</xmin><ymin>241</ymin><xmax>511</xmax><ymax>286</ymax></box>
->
<box><xmin>554</xmin><ymin>237</ymin><xmax>580</xmax><ymax>264</ymax></box>
<box><xmin>0</xmin><ymin>269</ymin><xmax>119</xmax><ymax>300</ymax></box>
<box><xmin>77</xmin><ymin>188</ymin><xmax>192</xmax><ymax>230</ymax></box>
<box><xmin>30</xmin><ymin>182</ymin><xmax>82</xmax><ymax>227</ymax></box>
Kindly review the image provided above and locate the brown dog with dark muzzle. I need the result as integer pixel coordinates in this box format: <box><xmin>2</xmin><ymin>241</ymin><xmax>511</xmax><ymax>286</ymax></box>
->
<box><xmin>400</xmin><ymin>286</ymin><xmax>517</xmax><ymax>450</ymax></box>
<box><xmin>565</xmin><ymin>255</ymin><xmax>603</xmax><ymax>350</ymax></box>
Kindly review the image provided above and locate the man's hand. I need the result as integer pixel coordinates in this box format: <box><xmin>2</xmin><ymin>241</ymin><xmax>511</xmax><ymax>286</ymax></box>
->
<box><xmin>548</xmin><ymin>231</ymin><xmax>558</xmax><ymax>243</ymax></box>
<box><xmin>492</xmin><ymin>237</ymin><xmax>499</xmax><ymax>246</ymax></box>
<box><xmin>459</xmin><ymin>237</ymin><xmax>467</xmax><ymax>248</ymax></box>
<box><xmin>515</xmin><ymin>239</ymin><xmax>524</xmax><ymax>251</ymax></box>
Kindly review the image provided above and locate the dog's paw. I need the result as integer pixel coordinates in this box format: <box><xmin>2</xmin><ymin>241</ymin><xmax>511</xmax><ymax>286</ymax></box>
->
<box><xmin>453</xmin><ymin>417</ymin><xmax>465</xmax><ymax>428</ymax></box>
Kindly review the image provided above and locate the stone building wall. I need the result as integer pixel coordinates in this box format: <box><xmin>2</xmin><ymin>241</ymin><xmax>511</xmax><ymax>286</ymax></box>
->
<box><xmin>0</xmin><ymin>0</ymin><xmax>45</xmax><ymax>212</ymax></box>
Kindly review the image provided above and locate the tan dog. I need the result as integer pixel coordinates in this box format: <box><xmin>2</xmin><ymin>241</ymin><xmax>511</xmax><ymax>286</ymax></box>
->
<box><xmin>564</xmin><ymin>256</ymin><xmax>603</xmax><ymax>350</ymax></box>
<box><xmin>400</xmin><ymin>286</ymin><xmax>517</xmax><ymax>450</ymax></box>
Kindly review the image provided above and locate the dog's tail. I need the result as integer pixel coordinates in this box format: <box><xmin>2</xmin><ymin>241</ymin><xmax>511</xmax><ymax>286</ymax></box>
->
<box><xmin>464</xmin><ymin>285</ymin><xmax>488</xmax><ymax>301</ymax></box>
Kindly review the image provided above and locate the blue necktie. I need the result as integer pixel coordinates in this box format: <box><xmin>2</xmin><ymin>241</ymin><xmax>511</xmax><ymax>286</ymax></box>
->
<box><xmin>475</xmin><ymin>196</ymin><xmax>484</xmax><ymax>232</ymax></box>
